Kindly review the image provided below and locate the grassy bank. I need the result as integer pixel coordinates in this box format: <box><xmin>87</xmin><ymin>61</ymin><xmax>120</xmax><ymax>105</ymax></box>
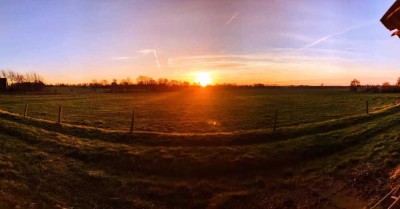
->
<box><xmin>0</xmin><ymin>99</ymin><xmax>400</xmax><ymax>208</ymax></box>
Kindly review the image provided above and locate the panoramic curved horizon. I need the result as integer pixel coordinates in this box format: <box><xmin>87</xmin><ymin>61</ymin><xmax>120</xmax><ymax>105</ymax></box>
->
<box><xmin>0</xmin><ymin>0</ymin><xmax>398</xmax><ymax>85</ymax></box>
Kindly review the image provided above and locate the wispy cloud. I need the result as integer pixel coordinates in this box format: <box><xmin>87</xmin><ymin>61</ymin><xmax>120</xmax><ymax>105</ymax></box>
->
<box><xmin>298</xmin><ymin>21</ymin><xmax>375</xmax><ymax>51</ymax></box>
<box><xmin>225</xmin><ymin>12</ymin><xmax>239</xmax><ymax>25</ymax></box>
<box><xmin>138</xmin><ymin>49</ymin><xmax>160</xmax><ymax>68</ymax></box>
<box><xmin>111</xmin><ymin>56</ymin><xmax>135</xmax><ymax>60</ymax></box>
<box><xmin>167</xmin><ymin>50</ymin><xmax>362</xmax><ymax>85</ymax></box>
<box><xmin>169</xmin><ymin>49</ymin><xmax>353</xmax><ymax>71</ymax></box>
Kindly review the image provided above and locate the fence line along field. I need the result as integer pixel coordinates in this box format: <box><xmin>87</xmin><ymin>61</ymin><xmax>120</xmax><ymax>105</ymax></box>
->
<box><xmin>2</xmin><ymin>87</ymin><xmax>400</xmax><ymax>208</ymax></box>
<box><xmin>0</xmin><ymin>87</ymin><xmax>397</xmax><ymax>133</ymax></box>
<box><xmin>1</xmin><ymin>87</ymin><xmax>400</xmax><ymax>208</ymax></box>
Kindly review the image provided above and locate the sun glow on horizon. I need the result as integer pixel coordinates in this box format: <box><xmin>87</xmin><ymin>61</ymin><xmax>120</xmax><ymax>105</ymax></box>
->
<box><xmin>195</xmin><ymin>72</ymin><xmax>212</xmax><ymax>87</ymax></box>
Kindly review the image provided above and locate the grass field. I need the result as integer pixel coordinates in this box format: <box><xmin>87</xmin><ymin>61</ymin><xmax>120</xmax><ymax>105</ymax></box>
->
<box><xmin>0</xmin><ymin>88</ymin><xmax>398</xmax><ymax>133</ymax></box>
<box><xmin>1</xmin><ymin>88</ymin><xmax>400</xmax><ymax>208</ymax></box>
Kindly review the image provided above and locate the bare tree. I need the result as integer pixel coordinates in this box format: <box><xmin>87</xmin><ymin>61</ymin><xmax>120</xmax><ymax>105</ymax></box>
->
<box><xmin>100</xmin><ymin>79</ymin><xmax>109</xmax><ymax>86</ymax></box>
<box><xmin>14</xmin><ymin>73</ymin><xmax>25</xmax><ymax>83</ymax></box>
<box><xmin>120</xmin><ymin>77</ymin><xmax>132</xmax><ymax>85</ymax></box>
<box><xmin>0</xmin><ymin>70</ymin><xmax>7</xmax><ymax>78</ymax></box>
<box><xmin>7</xmin><ymin>70</ymin><xmax>16</xmax><ymax>84</ymax></box>
<box><xmin>396</xmin><ymin>77</ymin><xmax>400</xmax><ymax>86</ymax></box>
<box><xmin>90</xmin><ymin>79</ymin><xmax>98</xmax><ymax>86</ymax></box>
<box><xmin>158</xmin><ymin>78</ymin><xmax>169</xmax><ymax>85</ymax></box>
<box><xmin>350</xmin><ymin>79</ymin><xmax>361</xmax><ymax>92</ymax></box>
<box><xmin>25</xmin><ymin>72</ymin><xmax>34</xmax><ymax>83</ymax></box>
<box><xmin>136</xmin><ymin>75</ymin><xmax>153</xmax><ymax>85</ymax></box>
<box><xmin>382</xmin><ymin>81</ymin><xmax>392</xmax><ymax>92</ymax></box>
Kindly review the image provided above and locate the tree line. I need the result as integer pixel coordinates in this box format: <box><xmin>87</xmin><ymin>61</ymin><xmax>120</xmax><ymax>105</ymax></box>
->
<box><xmin>50</xmin><ymin>75</ymin><xmax>194</xmax><ymax>93</ymax></box>
<box><xmin>51</xmin><ymin>75</ymin><xmax>298</xmax><ymax>93</ymax></box>
<box><xmin>350</xmin><ymin>78</ymin><xmax>400</xmax><ymax>93</ymax></box>
<box><xmin>0</xmin><ymin>70</ymin><xmax>45</xmax><ymax>92</ymax></box>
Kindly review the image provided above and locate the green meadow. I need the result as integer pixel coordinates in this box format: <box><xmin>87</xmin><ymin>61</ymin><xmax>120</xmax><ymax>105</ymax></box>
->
<box><xmin>0</xmin><ymin>87</ymin><xmax>399</xmax><ymax>208</ymax></box>
<box><xmin>0</xmin><ymin>88</ymin><xmax>397</xmax><ymax>133</ymax></box>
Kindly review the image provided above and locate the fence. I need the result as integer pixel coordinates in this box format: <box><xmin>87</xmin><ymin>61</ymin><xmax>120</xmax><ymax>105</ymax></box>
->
<box><xmin>21</xmin><ymin>104</ymin><xmax>137</xmax><ymax>133</ymax></box>
<box><xmin>16</xmin><ymin>100</ymin><xmax>379</xmax><ymax>134</ymax></box>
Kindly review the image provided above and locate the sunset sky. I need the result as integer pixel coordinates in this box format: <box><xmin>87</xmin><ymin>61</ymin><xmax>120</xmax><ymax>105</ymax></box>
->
<box><xmin>0</xmin><ymin>0</ymin><xmax>399</xmax><ymax>85</ymax></box>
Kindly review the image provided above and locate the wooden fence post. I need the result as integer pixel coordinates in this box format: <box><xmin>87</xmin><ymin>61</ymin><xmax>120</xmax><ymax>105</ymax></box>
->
<box><xmin>57</xmin><ymin>106</ymin><xmax>62</xmax><ymax>124</ymax></box>
<box><xmin>366</xmin><ymin>100</ymin><xmax>369</xmax><ymax>115</ymax></box>
<box><xmin>23</xmin><ymin>104</ymin><xmax>28</xmax><ymax>118</ymax></box>
<box><xmin>273</xmin><ymin>110</ymin><xmax>278</xmax><ymax>132</ymax></box>
<box><xmin>130</xmin><ymin>110</ymin><xmax>135</xmax><ymax>133</ymax></box>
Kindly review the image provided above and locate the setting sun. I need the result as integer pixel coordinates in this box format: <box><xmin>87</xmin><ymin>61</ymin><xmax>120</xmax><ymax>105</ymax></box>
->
<box><xmin>3</xmin><ymin>1</ymin><xmax>400</xmax><ymax>208</ymax></box>
<box><xmin>195</xmin><ymin>72</ymin><xmax>212</xmax><ymax>87</ymax></box>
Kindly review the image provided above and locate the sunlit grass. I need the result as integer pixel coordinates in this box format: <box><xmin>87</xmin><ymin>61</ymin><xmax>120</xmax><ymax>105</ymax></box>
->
<box><xmin>0</xmin><ymin>88</ymin><xmax>398</xmax><ymax>133</ymax></box>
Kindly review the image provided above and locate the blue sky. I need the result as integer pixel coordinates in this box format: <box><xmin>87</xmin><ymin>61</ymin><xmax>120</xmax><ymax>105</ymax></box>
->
<box><xmin>0</xmin><ymin>0</ymin><xmax>398</xmax><ymax>85</ymax></box>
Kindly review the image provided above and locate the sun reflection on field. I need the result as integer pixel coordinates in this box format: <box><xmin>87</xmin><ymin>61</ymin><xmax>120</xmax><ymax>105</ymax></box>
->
<box><xmin>207</xmin><ymin>120</ymin><xmax>220</xmax><ymax>126</ymax></box>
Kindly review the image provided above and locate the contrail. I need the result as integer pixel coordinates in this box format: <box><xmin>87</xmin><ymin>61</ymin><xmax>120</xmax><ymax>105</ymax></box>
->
<box><xmin>298</xmin><ymin>21</ymin><xmax>375</xmax><ymax>51</ymax></box>
<box><xmin>225</xmin><ymin>12</ymin><xmax>239</xmax><ymax>25</ymax></box>
<box><xmin>138</xmin><ymin>49</ymin><xmax>160</xmax><ymax>68</ymax></box>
